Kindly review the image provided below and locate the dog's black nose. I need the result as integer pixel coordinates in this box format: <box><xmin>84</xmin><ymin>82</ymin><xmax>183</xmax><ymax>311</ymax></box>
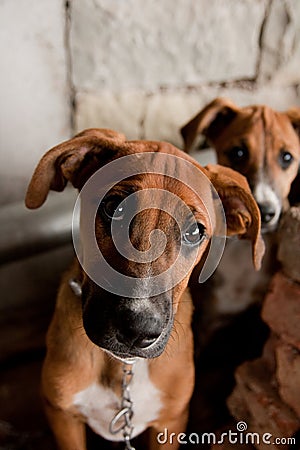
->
<box><xmin>258</xmin><ymin>203</ymin><xmax>276</xmax><ymax>224</ymax></box>
<box><xmin>116</xmin><ymin>310</ymin><xmax>163</xmax><ymax>349</ymax></box>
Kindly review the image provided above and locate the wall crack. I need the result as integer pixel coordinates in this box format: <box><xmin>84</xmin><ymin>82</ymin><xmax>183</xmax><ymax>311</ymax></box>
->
<box><xmin>65</xmin><ymin>0</ymin><xmax>76</xmax><ymax>134</ymax></box>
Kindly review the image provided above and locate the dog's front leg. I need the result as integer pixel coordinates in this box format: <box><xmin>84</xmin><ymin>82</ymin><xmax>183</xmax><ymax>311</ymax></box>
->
<box><xmin>44</xmin><ymin>399</ymin><xmax>86</xmax><ymax>450</ymax></box>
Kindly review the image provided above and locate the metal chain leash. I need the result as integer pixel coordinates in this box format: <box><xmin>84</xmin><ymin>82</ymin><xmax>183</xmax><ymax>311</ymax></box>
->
<box><xmin>109</xmin><ymin>359</ymin><xmax>137</xmax><ymax>450</ymax></box>
<box><xmin>68</xmin><ymin>280</ymin><xmax>136</xmax><ymax>449</ymax></box>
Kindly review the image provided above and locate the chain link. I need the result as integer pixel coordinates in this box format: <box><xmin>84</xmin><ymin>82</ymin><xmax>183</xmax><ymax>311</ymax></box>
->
<box><xmin>68</xmin><ymin>280</ymin><xmax>136</xmax><ymax>448</ymax></box>
<box><xmin>109</xmin><ymin>360</ymin><xmax>136</xmax><ymax>450</ymax></box>
<box><xmin>69</xmin><ymin>279</ymin><xmax>136</xmax><ymax>449</ymax></box>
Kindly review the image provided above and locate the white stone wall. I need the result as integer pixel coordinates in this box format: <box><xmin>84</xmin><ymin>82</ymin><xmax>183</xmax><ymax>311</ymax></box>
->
<box><xmin>71</xmin><ymin>0</ymin><xmax>264</xmax><ymax>89</ymax></box>
<box><xmin>1</xmin><ymin>0</ymin><xmax>300</xmax><ymax>205</ymax></box>
<box><xmin>73</xmin><ymin>0</ymin><xmax>300</xmax><ymax>148</ymax></box>
<box><xmin>0</xmin><ymin>0</ymin><xmax>70</xmax><ymax>205</ymax></box>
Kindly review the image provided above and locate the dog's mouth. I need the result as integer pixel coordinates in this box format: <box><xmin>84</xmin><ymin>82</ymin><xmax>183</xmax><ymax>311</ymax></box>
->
<box><xmin>82</xmin><ymin>289</ymin><xmax>175</xmax><ymax>359</ymax></box>
<box><xmin>259</xmin><ymin>210</ymin><xmax>281</xmax><ymax>233</ymax></box>
<box><xmin>101</xmin><ymin>314</ymin><xmax>174</xmax><ymax>360</ymax></box>
<box><xmin>260</xmin><ymin>221</ymin><xmax>278</xmax><ymax>234</ymax></box>
<box><xmin>252</xmin><ymin>185</ymin><xmax>282</xmax><ymax>233</ymax></box>
<box><xmin>99</xmin><ymin>328</ymin><xmax>173</xmax><ymax>360</ymax></box>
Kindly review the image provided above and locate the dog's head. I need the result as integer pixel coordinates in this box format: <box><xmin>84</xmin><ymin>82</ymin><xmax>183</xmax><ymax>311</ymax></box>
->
<box><xmin>26</xmin><ymin>128</ymin><xmax>263</xmax><ymax>359</ymax></box>
<box><xmin>181</xmin><ymin>97</ymin><xmax>300</xmax><ymax>232</ymax></box>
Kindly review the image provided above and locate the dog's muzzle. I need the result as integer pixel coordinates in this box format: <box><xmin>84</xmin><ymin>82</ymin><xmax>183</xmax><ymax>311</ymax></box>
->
<box><xmin>252</xmin><ymin>181</ymin><xmax>282</xmax><ymax>232</ymax></box>
<box><xmin>81</xmin><ymin>286</ymin><xmax>174</xmax><ymax>359</ymax></box>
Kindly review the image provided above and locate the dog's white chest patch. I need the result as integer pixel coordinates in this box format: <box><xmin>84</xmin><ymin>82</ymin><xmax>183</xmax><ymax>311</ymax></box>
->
<box><xmin>72</xmin><ymin>359</ymin><xmax>162</xmax><ymax>441</ymax></box>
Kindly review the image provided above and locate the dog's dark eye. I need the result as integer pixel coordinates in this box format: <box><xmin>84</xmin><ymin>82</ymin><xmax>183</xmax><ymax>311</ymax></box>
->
<box><xmin>99</xmin><ymin>195</ymin><xmax>126</xmax><ymax>221</ymax></box>
<box><xmin>182</xmin><ymin>222</ymin><xmax>206</xmax><ymax>246</ymax></box>
<box><xmin>279</xmin><ymin>150</ymin><xmax>294</xmax><ymax>170</ymax></box>
<box><xmin>227</xmin><ymin>146</ymin><xmax>249</xmax><ymax>167</ymax></box>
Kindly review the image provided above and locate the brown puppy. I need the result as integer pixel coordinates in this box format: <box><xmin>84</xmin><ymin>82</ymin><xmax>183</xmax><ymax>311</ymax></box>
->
<box><xmin>181</xmin><ymin>98</ymin><xmax>300</xmax><ymax>317</ymax></box>
<box><xmin>25</xmin><ymin>128</ymin><xmax>263</xmax><ymax>450</ymax></box>
<box><xmin>181</xmin><ymin>97</ymin><xmax>300</xmax><ymax>232</ymax></box>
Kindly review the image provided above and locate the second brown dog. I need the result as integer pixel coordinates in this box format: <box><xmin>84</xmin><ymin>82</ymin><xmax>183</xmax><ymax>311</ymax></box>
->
<box><xmin>181</xmin><ymin>97</ymin><xmax>300</xmax><ymax>319</ymax></box>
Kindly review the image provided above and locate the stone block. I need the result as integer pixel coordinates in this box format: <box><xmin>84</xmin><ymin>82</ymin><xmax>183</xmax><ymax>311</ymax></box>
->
<box><xmin>215</xmin><ymin>86</ymin><xmax>300</xmax><ymax>111</ymax></box>
<box><xmin>259</xmin><ymin>0</ymin><xmax>300</xmax><ymax>85</ymax></box>
<box><xmin>227</xmin><ymin>387</ymin><xmax>251</xmax><ymax>426</ymax></box>
<box><xmin>276</xmin><ymin>342</ymin><xmax>300</xmax><ymax>418</ymax></box>
<box><xmin>75</xmin><ymin>85</ymin><xmax>300</xmax><ymax>168</ymax></box>
<box><xmin>277</xmin><ymin>207</ymin><xmax>300</xmax><ymax>283</ymax></box>
<box><xmin>262</xmin><ymin>272</ymin><xmax>300</xmax><ymax>349</ymax></box>
<box><xmin>228</xmin><ymin>359</ymin><xmax>299</xmax><ymax>446</ymax></box>
<box><xmin>74</xmin><ymin>85</ymin><xmax>300</xmax><ymax>167</ymax></box>
<box><xmin>0</xmin><ymin>0</ymin><xmax>70</xmax><ymax>205</ymax></box>
<box><xmin>71</xmin><ymin>0</ymin><xmax>265</xmax><ymax>91</ymax></box>
<box><xmin>143</xmin><ymin>88</ymin><xmax>216</xmax><ymax>148</ymax></box>
<box><xmin>261</xmin><ymin>333</ymin><xmax>279</xmax><ymax>372</ymax></box>
<box><xmin>75</xmin><ymin>91</ymin><xmax>146</xmax><ymax>140</ymax></box>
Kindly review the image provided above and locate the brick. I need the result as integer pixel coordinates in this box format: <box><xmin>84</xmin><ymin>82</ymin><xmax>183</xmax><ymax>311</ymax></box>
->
<box><xmin>228</xmin><ymin>359</ymin><xmax>299</xmax><ymax>441</ymax></box>
<box><xmin>259</xmin><ymin>0</ymin><xmax>300</xmax><ymax>85</ymax></box>
<box><xmin>276</xmin><ymin>342</ymin><xmax>300</xmax><ymax>418</ymax></box>
<box><xmin>75</xmin><ymin>86</ymin><xmax>300</xmax><ymax>161</ymax></box>
<box><xmin>262</xmin><ymin>272</ymin><xmax>300</xmax><ymax>349</ymax></box>
<box><xmin>261</xmin><ymin>333</ymin><xmax>279</xmax><ymax>372</ymax></box>
<box><xmin>71</xmin><ymin>0</ymin><xmax>265</xmax><ymax>91</ymax></box>
<box><xmin>75</xmin><ymin>91</ymin><xmax>146</xmax><ymax>140</ymax></box>
<box><xmin>215</xmin><ymin>86</ymin><xmax>300</xmax><ymax>111</ymax></box>
<box><xmin>144</xmin><ymin>88</ymin><xmax>215</xmax><ymax>148</ymax></box>
<box><xmin>277</xmin><ymin>207</ymin><xmax>300</xmax><ymax>283</ymax></box>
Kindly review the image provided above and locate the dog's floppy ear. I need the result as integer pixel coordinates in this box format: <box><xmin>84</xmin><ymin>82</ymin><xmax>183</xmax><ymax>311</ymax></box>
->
<box><xmin>286</xmin><ymin>107</ymin><xmax>300</xmax><ymax>138</ymax></box>
<box><xmin>25</xmin><ymin>128</ymin><xmax>126</xmax><ymax>209</ymax></box>
<box><xmin>204</xmin><ymin>164</ymin><xmax>265</xmax><ymax>270</ymax></box>
<box><xmin>180</xmin><ymin>97</ymin><xmax>239</xmax><ymax>152</ymax></box>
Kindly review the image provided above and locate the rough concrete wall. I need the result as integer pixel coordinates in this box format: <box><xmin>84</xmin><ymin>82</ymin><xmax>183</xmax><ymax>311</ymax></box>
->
<box><xmin>72</xmin><ymin>0</ymin><xmax>300</xmax><ymax>148</ymax></box>
<box><xmin>0</xmin><ymin>0</ymin><xmax>71</xmax><ymax>206</ymax></box>
<box><xmin>1</xmin><ymin>0</ymin><xmax>300</xmax><ymax>205</ymax></box>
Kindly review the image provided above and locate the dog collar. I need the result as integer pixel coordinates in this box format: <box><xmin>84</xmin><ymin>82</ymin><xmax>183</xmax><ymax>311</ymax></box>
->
<box><xmin>69</xmin><ymin>278</ymin><xmax>82</xmax><ymax>297</ymax></box>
